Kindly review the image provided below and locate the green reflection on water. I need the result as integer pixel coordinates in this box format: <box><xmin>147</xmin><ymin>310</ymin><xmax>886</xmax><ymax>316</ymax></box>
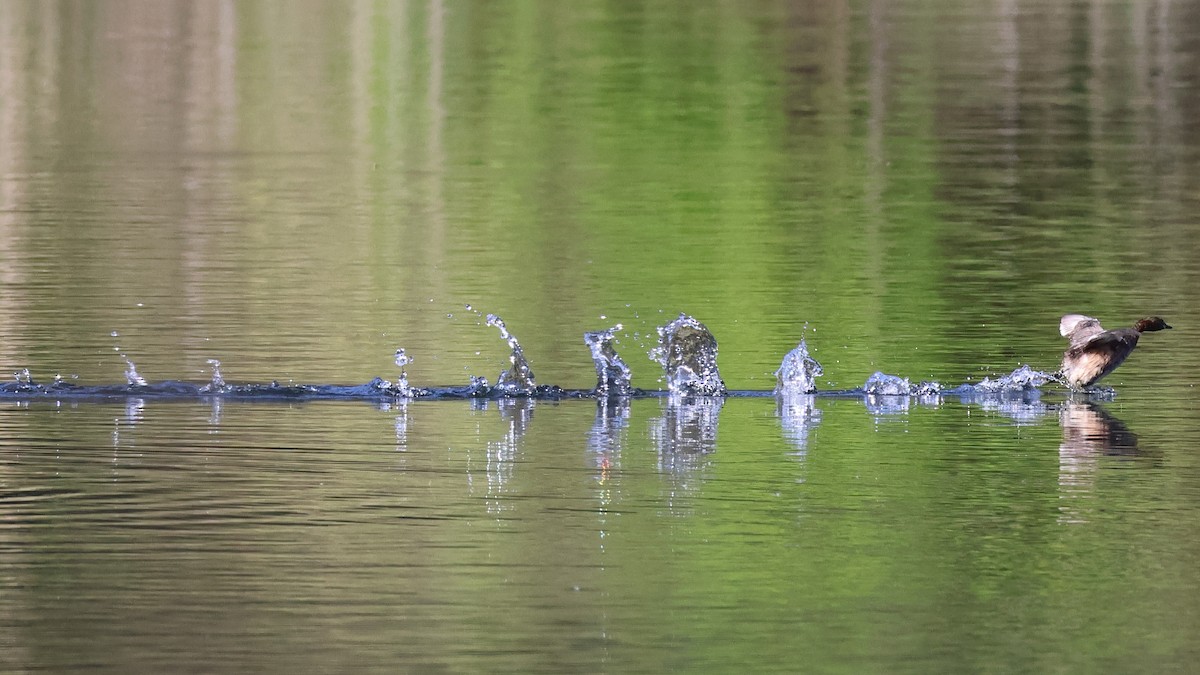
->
<box><xmin>1</xmin><ymin>0</ymin><xmax>1196</xmax><ymax>389</ymax></box>
<box><xmin>3</xmin><ymin>396</ymin><xmax>1199</xmax><ymax>673</ymax></box>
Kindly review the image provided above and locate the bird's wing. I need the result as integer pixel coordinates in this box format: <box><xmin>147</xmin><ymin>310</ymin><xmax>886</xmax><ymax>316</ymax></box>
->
<box><xmin>1080</xmin><ymin>328</ymin><xmax>1139</xmax><ymax>350</ymax></box>
<box><xmin>1060</xmin><ymin>314</ymin><xmax>1105</xmax><ymax>343</ymax></box>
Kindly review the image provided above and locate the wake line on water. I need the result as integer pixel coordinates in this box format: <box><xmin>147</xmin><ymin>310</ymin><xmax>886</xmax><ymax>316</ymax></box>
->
<box><xmin>1</xmin><ymin>312</ymin><xmax>1089</xmax><ymax>404</ymax></box>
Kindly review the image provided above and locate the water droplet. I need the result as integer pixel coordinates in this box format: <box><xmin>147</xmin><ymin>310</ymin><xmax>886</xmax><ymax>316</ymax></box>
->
<box><xmin>394</xmin><ymin>348</ymin><xmax>412</xmax><ymax>368</ymax></box>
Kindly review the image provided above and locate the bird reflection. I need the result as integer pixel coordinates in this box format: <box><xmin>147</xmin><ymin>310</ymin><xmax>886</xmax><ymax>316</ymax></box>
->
<box><xmin>1057</xmin><ymin>401</ymin><xmax>1149</xmax><ymax>524</ymax></box>
<box><xmin>1060</xmin><ymin>401</ymin><xmax>1138</xmax><ymax>453</ymax></box>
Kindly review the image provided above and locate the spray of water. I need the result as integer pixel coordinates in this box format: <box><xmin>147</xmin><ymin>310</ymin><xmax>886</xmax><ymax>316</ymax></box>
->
<box><xmin>393</xmin><ymin>348</ymin><xmax>413</xmax><ymax>397</ymax></box>
<box><xmin>774</xmin><ymin>339</ymin><xmax>823</xmax><ymax>395</ymax></box>
<box><xmin>122</xmin><ymin>355</ymin><xmax>147</xmax><ymax>387</ymax></box>
<box><xmin>649</xmin><ymin>313</ymin><xmax>726</xmax><ymax>396</ymax></box>
<box><xmin>584</xmin><ymin>324</ymin><xmax>633</xmax><ymax>397</ymax></box>
<box><xmin>200</xmin><ymin>359</ymin><xmax>226</xmax><ymax>393</ymax></box>
<box><xmin>487</xmin><ymin>314</ymin><xmax>537</xmax><ymax>395</ymax></box>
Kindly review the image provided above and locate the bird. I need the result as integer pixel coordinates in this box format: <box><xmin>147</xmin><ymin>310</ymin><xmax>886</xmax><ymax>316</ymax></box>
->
<box><xmin>1057</xmin><ymin>314</ymin><xmax>1171</xmax><ymax>389</ymax></box>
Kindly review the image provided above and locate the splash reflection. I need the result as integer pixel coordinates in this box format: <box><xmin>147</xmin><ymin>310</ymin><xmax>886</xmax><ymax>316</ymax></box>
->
<box><xmin>465</xmin><ymin>398</ymin><xmax>534</xmax><ymax>517</ymax></box>
<box><xmin>651</xmin><ymin>395</ymin><xmax>723</xmax><ymax>468</ymax></box>
<box><xmin>650</xmin><ymin>395</ymin><xmax>723</xmax><ymax>515</ymax></box>
<box><xmin>777</xmin><ymin>393</ymin><xmax>822</xmax><ymax>456</ymax></box>
<box><xmin>588</xmin><ymin>398</ymin><xmax>629</xmax><ymax>550</ymax></box>
<box><xmin>977</xmin><ymin>396</ymin><xmax>1047</xmax><ymax>426</ymax></box>
<box><xmin>386</xmin><ymin>399</ymin><xmax>411</xmax><ymax>471</ymax></box>
<box><xmin>208</xmin><ymin>395</ymin><xmax>223</xmax><ymax>429</ymax></box>
<box><xmin>393</xmin><ymin>400</ymin><xmax>409</xmax><ymax>452</ymax></box>
<box><xmin>589</xmin><ymin>398</ymin><xmax>629</xmax><ymax>471</ymax></box>
<box><xmin>112</xmin><ymin>397</ymin><xmax>146</xmax><ymax>448</ymax></box>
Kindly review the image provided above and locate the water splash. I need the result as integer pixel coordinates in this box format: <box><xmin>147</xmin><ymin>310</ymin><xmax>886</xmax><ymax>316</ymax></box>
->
<box><xmin>649</xmin><ymin>313</ymin><xmax>726</xmax><ymax>396</ymax></box>
<box><xmin>394</xmin><ymin>348</ymin><xmax>413</xmax><ymax>369</ymax></box>
<box><xmin>486</xmin><ymin>314</ymin><xmax>537</xmax><ymax>395</ymax></box>
<box><xmin>111</xmin><ymin>333</ymin><xmax>147</xmax><ymax>387</ymax></box>
<box><xmin>362</xmin><ymin>349</ymin><xmax>427</xmax><ymax>399</ymax></box>
<box><xmin>963</xmin><ymin>364</ymin><xmax>1056</xmax><ymax>394</ymax></box>
<box><xmin>199</xmin><ymin>359</ymin><xmax>227</xmax><ymax>393</ymax></box>
<box><xmin>0</xmin><ymin>329</ymin><xmax>1102</xmax><ymax>405</ymax></box>
<box><xmin>863</xmin><ymin>371</ymin><xmax>912</xmax><ymax>395</ymax></box>
<box><xmin>774</xmin><ymin>339</ymin><xmax>823</xmax><ymax>395</ymax></box>
<box><xmin>584</xmin><ymin>324</ymin><xmax>634</xmax><ymax>397</ymax></box>
<box><xmin>914</xmin><ymin>381</ymin><xmax>943</xmax><ymax>396</ymax></box>
<box><xmin>862</xmin><ymin>372</ymin><xmax>943</xmax><ymax>396</ymax></box>
<box><xmin>122</xmin><ymin>356</ymin><xmax>147</xmax><ymax>387</ymax></box>
<box><xmin>393</xmin><ymin>348</ymin><xmax>413</xmax><ymax>397</ymax></box>
<box><xmin>467</xmin><ymin>375</ymin><xmax>491</xmax><ymax>396</ymax></box>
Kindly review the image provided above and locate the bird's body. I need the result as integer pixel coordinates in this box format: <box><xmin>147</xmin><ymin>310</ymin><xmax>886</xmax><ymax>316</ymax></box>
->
<box><xmin>1058</xmin><ymin>314</ymin><xmax>1171</xmax><ymax>389</ymax></box>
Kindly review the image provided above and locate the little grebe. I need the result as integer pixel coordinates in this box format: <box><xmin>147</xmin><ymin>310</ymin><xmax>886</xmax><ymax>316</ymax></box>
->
<box><xmin>1058</xmin><ymin>314</ymin><xmax>1171</xmax><ymax>389</ymax></box>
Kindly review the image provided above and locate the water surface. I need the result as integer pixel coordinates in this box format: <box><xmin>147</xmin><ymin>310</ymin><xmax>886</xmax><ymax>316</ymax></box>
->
<box><xmin>2</xmin><ymin>0</ymin><xmax>1200</xmax><ymax>672</ymax></box>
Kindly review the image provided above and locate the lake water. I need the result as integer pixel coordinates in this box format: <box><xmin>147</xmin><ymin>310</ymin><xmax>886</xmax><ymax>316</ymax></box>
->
<box><xmin>3</xmin><ymin>0</ymin><xmax>1200</xmax><ymax>672</ymax></box>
